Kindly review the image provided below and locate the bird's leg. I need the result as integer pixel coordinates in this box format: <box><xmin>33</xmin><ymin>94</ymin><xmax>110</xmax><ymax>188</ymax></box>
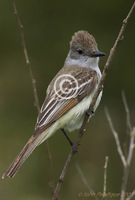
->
<box><xmin>61</xmin><ymin>128</ymin><xmax>73</xmax><ymax>146</ymax></box>
<box><xmin>61</xmin><ymin>128</ymin><xmax>78</xmax><ymax>153</ymax></box>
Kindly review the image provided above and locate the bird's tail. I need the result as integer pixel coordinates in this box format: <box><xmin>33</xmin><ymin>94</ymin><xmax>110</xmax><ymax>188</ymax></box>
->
<box><xmin>2</xmin><ymin>130</ymin><xmax>48</xmax><ymax>179</ymax></box>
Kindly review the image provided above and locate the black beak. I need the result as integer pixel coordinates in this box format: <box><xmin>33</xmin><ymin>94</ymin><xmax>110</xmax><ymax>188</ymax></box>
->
<box><xmin>91</xmin><ymin>50</ymin><xmax>106</xmax><ymax>57</ymax></box>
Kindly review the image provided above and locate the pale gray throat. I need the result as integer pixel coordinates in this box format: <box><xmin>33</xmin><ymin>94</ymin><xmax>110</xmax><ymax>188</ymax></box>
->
<box><xmin>65</xmin><ymin>54</ymin><xmax>101</xmax><ymax>76</ymax></box>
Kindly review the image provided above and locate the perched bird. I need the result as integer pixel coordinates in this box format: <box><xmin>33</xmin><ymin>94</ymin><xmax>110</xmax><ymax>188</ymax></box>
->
<box><xmin>2</xmin><ymin>30</ymin><xmax>105</xmax><ymax>179</ymax></box>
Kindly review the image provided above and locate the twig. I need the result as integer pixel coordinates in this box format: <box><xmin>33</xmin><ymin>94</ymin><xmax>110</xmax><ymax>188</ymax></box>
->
<box><xmin>76</xmin><ymin>163</ymin><xmax>99</xmax><ymax>200</ymax></box>
<box><xmin>52</xmin><ymin>152</ymin><xmax>74</xmax><ymax>200</ymax></box>
<box><xmin>120</xmin><ymin>131</ymin><xmax>135</xmax><ymax>200</ymax></box>
<box><xmin>122</xmin><ymin>91</ymin><xmax>132</xmax><ymax>132</ymax></box>
<box><xmin>122</xmin><ymin>91</ymin><xmax>130</xmax><ymax>159</ymax></box>
<box><xmin>102</xmin><ymin>156</ymin><xmax>109</xmax><ymax>200</ymax></box>
<box><xmin>105</xmin><ymin>92</ymin><xmax>135</xmax><ymax>200</ymax></box>
<box><xmin>52</xmin><ymin>2</ymin><xmax>135</xmax><ymax>200</ymax></box>
<box><xmin>127</xmin><ymin>128</ymin><xmax>135</xmax><ymax>165</ymax></box>
<box><xmin>105</xmin><ymin>108</ymin><xmax>126</xmax><ymax>166</ymax></box>
<box><xmin>12</xmin><ymin>0</ymin><xmax>55</xmax><ymax>193</ymax></box>
<box><xmin>120</xmin><ymin>94</ymin><xmax>135</xmax><ymax>200</ymax></box>
<box><xmin>105</xmin><ymin>107</ymin><xmax>135</xmax><ymax>200</ymax></box>
<box><xmin>13</xmin><ymin>0</ymin><xmax>40</xmax><ymax>113</ymax></box>
<box><xmin>105</xmin><ymin>108</ymin><xmax>135</xmax><ymax>200</ymax></box>
<box><xmin>45</xmin><ymin>140</ymin><xmax>55</xmax><ymax>192</ymax></box>
<box><xmin>126</xmin><ymin>190</ymin><xmax>135</xmax><ymax>200</ymax></box>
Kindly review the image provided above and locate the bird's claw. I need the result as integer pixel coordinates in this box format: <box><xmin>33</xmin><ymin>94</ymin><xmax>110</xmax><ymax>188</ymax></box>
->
<box><xmin>86</xmin><ymin>110</ymin><xmax>95</xmax><ymax>117</ymax></box>
<box><xmin>72</xmin><ymin>144</ymin><xmax>78</xmax><ymax>153</ymax></box>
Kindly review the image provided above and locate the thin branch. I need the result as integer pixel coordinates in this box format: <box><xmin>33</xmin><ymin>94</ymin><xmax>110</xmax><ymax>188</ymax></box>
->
<box><xmin>120</xmin><ymin>92</ymin><xmax>135</xmax><ymax>200</ymax></box>
<box><xmin>122</xmin><ymin>91</ymin><xmax>132</xmax><ymax>132</ymax></box>
<box><xmin>76</xmin><ymin>163</ymin><xmax>99</xmax><ymax>200</ymax></box>
<box><xmin>120</xmin><ymin>128</ymin><xmax>135</xmax><ymax>200</ymax></box>
<box><xmin>45</xmin><ymin>141</ymin><xmax>55</xmax><ymax>192</ymax></box>
<box><xmin>105</xmin><ymin>102</ymin><xmax>135</xmax><ymax>200</ymax></box>
<box><xmin>126</xmin><ymin>190</ymin><xmax>135</xmax><ymax>200</ymax></box>
<box><xmin>120</xmin><ymin>166</ymin><xmax>130</xmax><ymax>200</ymax></box>
<box><xmin>105</xmin><ymin>92</ymin><xmax>135</xmax><ymax>200</ymax></box>
<box><xmin>52</xmin><ymin>2</ymin><xmax>135</xmax><ymax>199</ymax></box>
<box><xmin>12</xmin><ymin>0</ymin><xmax>55</xmax><ymax>193</ymax></box>
<box><xmin>127</xmin><ymin>128</ymin><xmax>135</xmax><ymax>165</ymax></box>
<box><xmin>13</xmin><ymin>0</ymin><xmax>40</xmax><ymax>113</ymax></box>
<box><xmin>102</xmin><ymin>156</ymin><xmax>109</xmax><ymax>200</ymax></box>
<box><xmin>52</xmin><ymin>152</ymin><xmax>74</xmax><ymax>200</ymax></box>
<box><xmin>105</xmin><ymin>108</ymin><xmax>126</xmax><ymax>166</ymax></box>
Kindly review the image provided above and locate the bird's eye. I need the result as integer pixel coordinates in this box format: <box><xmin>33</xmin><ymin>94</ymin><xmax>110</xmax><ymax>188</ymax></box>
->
<box><xmin>77</xmin><ymin>48</ymin><xmax>83</xmax><ymax>54</ymax></box>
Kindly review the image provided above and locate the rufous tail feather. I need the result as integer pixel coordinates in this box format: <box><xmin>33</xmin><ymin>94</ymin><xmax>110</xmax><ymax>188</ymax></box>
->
<box><xmin>2</xmin><ymin>133</ymin><xmax>43</xmax><ymax>179</ymax></box>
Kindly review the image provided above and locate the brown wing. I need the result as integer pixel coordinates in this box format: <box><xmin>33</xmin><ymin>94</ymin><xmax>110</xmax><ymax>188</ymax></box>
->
<box><xmin>34</xmin><ymin>65</ymin><xmax>98</xmax><ymax>135</ymax></box>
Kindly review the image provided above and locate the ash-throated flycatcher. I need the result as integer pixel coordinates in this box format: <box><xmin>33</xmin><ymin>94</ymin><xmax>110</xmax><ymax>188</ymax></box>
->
<box><xmin>2</xmin><ymin>30</ymin><xmax>105</xmax><ymax>179</ymax></box>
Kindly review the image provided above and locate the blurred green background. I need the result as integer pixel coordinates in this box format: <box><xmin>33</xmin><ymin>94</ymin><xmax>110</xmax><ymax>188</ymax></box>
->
<box><xmin>0</xmin><ymin>0</ymin><xmax>135</xmax><ymax>199</ymax></box>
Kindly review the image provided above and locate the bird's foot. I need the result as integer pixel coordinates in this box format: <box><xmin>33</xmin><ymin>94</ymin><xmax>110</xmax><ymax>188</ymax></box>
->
<box><xmin>72</xmin><ymin>144</ymin><xmax>78</xmax><ymax>153</ymax></box>
<box><xmin>86</xmin><ymin>110</ymin><xmax>95</xmax><ymax>117</ymax></box>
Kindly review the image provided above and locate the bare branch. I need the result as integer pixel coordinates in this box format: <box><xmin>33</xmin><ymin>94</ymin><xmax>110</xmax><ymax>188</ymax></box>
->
<box><xmin>12</xmin><ymin>0</ymin><xmax>55</xmax><ymax>193</ymax></box>
<box><xmin>105</xmin><ymin>100</ymin><xmax>135</xmax><ymax>200</ymax></box>
<box><xmin>105</xmin><ymin>108</ymin><xmax>126</xmax><ymax>166</ymax></box>
<box><xmin>45</xmin><ymin>141</ymin><xmax>55</xmax><ymax>193</ymax></box>
<box><xmin>120</xmin><ymin>92</ymin><xmax>135</xmax><ymax>200</ymax></box>
<box><xmin>126</xmin><ymin>190</ymin><xmax>135</xmax><ymax>200</ymax></box>
<box><xmin>120</xmin><ymin>166</ymin><xmax>131</xmax><ymax>200</ymax></box>
<box><xmin>76</xmin><ymin>163</ymin><xmax>99</xmax><ymax>200</ymax></box>
<box><xmin>13</xmin><ymin>0</ymin><xmax>40</xmax><ymax>113</ymax></box>
<box><xmin>122</xmin><ymin>91</ymin><xmax>132</xmax><ymax>132</ymax></box>
<box><xmin>52</xmin><ymin>3</ymin><xmax>135</xmax><ymax>199</ymax></box>
<box><xmin>106</xmin><ymin>92</ymin><xmax>135</xmax><ymax>200</ymax></box>
<box><xmin>120</xmin><ymin>128</ymin><xmax>135</xmax><ymax>200</ymax></box>
<box><xmin>102</xmin><ymin>156</ymin><xmax>109</xmax><ymax>200</ymax></box>
<box><xmin>127</xmin><ymin>128</ymin><xmax>135</xmax><ymax>165</ymax></box>
<box><xmin>52</xmin><ymin>152</ymin><xmax>74</xmax><ymax>200</ymax></box>
<box><xmin>105</xmin><ymin>98</ymin><xmax>135</xmax><ymax>200</ymax></box>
